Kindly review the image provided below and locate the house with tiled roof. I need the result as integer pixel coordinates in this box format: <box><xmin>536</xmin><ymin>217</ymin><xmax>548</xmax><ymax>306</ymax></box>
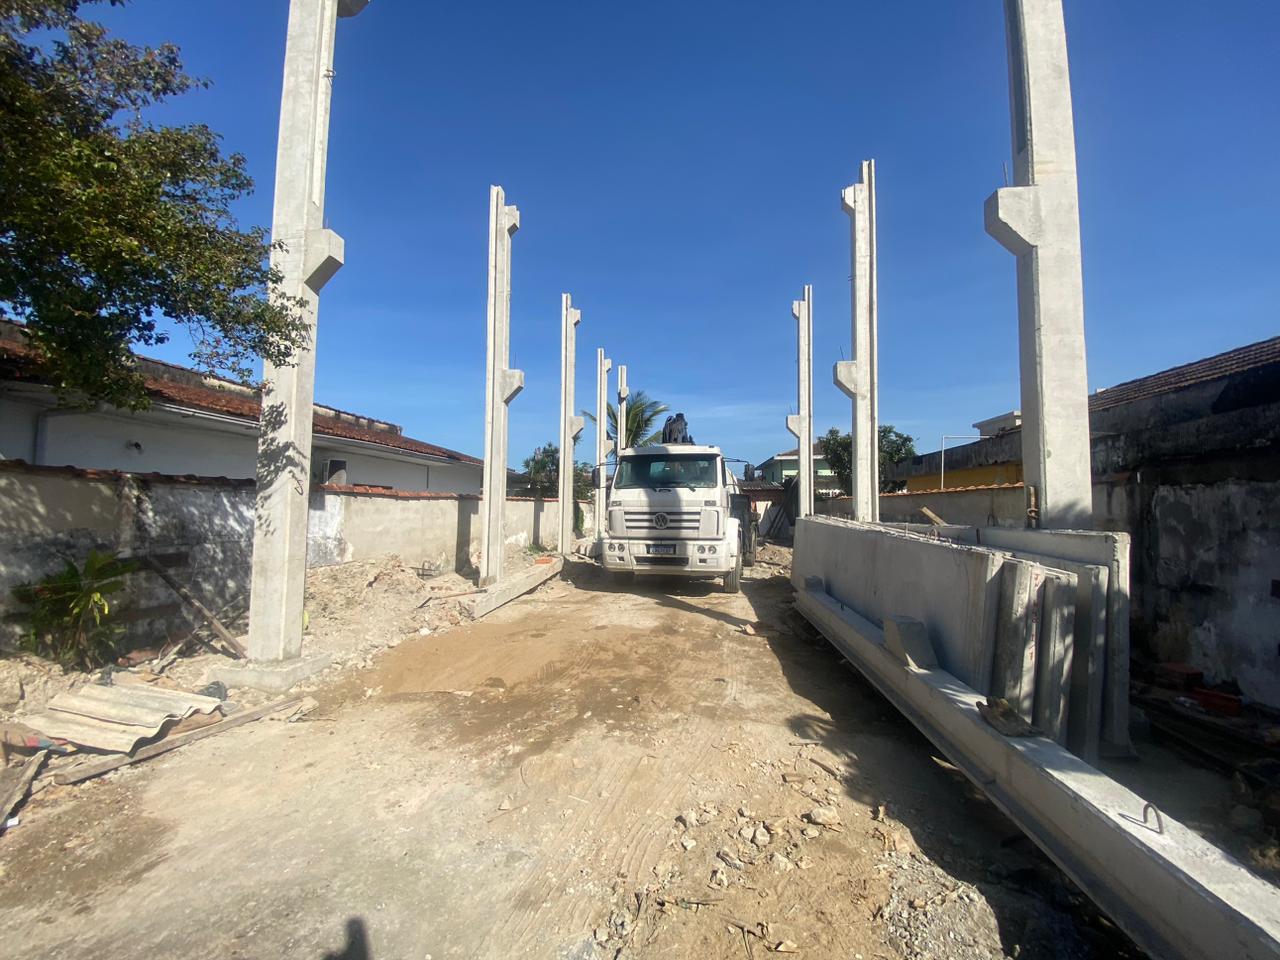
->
<box><xmin>755</xmin><ymin>442</ymin><xmax>843</xmax><ymax>497</ymax></box>
<box><xmin>0</xmin><ymin>320</ymin><xmax>483</xmax><ymax>494</ymax></box>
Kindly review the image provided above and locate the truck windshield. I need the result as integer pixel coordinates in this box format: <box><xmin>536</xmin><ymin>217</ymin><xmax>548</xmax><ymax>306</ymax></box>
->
<box><xmin>615</xmin><ymin>454</ymin><xmax>719</xmax><ymax>489</ymax></box>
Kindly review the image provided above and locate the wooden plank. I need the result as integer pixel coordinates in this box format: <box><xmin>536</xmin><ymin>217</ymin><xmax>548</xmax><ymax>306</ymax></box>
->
<box><xmin>53</xmin><ymin>697</ymin><xmax>302</xmax><ymax>786</ymax></box>
<box><xmin>0</xmin><ymin>750</ymin><xmax>47</xmax><ymax>826</ymax></box>
<box><xmin>138</xmin><ymin>556</ymin><xmax>246</xmax><ymax>659</ymax></box>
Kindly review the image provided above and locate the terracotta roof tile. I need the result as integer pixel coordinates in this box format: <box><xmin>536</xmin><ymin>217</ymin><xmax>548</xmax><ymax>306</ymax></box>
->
<box><xmin>1089</xmin><ymin>336</ymin><xmax>1280</xmax><ymax>412</ymax></box>
<box><xmin>0</xmin><ymin>330</ymin><xmax>481</xmax><ymax>467</ymax></box>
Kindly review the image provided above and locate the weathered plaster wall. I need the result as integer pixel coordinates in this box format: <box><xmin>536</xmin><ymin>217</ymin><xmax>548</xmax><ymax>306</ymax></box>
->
<box><xmin>0</xmin><ymin>461</ymin><xmax>586</xmax><ymax>654</ymax></box>
<box><xmin>825</xmin><ymin>487</ymin><xmax>1026</xmax><ymax>528</ymax></box>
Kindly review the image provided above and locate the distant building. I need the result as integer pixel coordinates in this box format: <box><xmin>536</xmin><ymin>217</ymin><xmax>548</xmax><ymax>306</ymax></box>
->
<box><xmin>0</xmin><ymin>320</ymin><xmax>483</xmax><ymax>493</ymax></box>
<box><xmin>756</xmin><ymin>442</ymin><xmax>843</xmax><ymax>498</ymax></box>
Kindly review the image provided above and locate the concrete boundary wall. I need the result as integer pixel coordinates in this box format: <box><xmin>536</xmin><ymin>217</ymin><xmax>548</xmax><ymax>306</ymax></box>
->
<box><xmin>0</xmin><ymin>461</ymin><xmax>588</xmax><ymax>650</ymax></box>
<box><xmin>795</xmin><ymin>581</ymin><xmax>1280</xmax><ymax>960</ymax></box>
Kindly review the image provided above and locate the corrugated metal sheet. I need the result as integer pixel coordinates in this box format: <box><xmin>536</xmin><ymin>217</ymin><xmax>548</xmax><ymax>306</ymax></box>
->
<box><xmin>25</xmin><ymin>684</ymin><xmax>224</xmax><ymax>753</ymax></box>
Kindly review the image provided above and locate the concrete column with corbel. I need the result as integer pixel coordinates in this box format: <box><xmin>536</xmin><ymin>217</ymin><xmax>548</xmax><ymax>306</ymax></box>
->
<box><xmin>558</xmin><ymin>294</ymin><xmax>583</xmax><ymax>557</ymax></box>
<box><xmin>616</xmin><ymin>364</ymin><xmax>629</xmax><ymax>451</ymax></box>
<box><xmin>786</xmin><ymin>285</ymin><xmax>815</xmax><ymax>519</ymax></box>
<box><xmin>245</xmin><ymin>0</ymin><xmax>371</xmax><ymax>674</ymax></box>
<box><xmin>479</xmin><ymin>185</ymin><xmax>523</xmax><ymax>586</ymax></box>
<box><xmin>594</xmin><ymin>348</ymin><xmax>612</xmax><ymax>540</ymax></box>
<box><xmin>985</xmin><ymin>0</ymin><xmax>1092</xmax><ymax>530</ymax></box>
<box><xmin>836</xmin><ymin>159</ymin><xmax>879</xmax><ymax>521</ymax></box>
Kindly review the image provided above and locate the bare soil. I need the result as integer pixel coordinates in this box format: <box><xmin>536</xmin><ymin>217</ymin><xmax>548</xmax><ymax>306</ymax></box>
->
<box><xmin>2</xmin><ymin>549</ymin><xmax>1145</xmax><ymax>959</ymax></box>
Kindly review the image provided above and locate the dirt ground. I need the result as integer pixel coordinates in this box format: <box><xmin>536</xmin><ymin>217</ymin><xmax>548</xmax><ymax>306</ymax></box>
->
<box><xmin>2</xmin><ymin>549</ymin><xmax>1145</xmax><ymax>959</ymax></box>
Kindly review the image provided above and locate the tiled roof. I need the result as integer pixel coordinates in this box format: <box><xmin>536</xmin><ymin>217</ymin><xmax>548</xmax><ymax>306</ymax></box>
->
<box><xmin>765</xmin><ymin>442</ymin><xmax>826</xmax><ymax>460</ymax></box>
<box><xmin>881</xmin><ymin>482</ymin><xmax>1024</xmax><ymax>497</ymax></box>
<box><xmin>1089</xmin><ymin>336</ymin><xmax>1280</xmax><ymax>413</ymax></box>
<box><xmin>739</xmin><ymin>479</ymin><xmax>783</xmax><ymax>491</ymax></box>
<box><xmin>0</xmin><ymin>325</ymin><xmax>481</xmax><ymax>466</ymax></box>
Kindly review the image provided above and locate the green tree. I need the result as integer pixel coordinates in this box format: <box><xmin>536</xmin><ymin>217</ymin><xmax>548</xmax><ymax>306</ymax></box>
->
<box><xmin>879</xmin><ymin>425</ymin><xmax>916</xmax><ymax>492</ymax></box>
<box><xmin>817</xmin><ymin>424</ymin><xmax>917</xmax><ymax>494</ymax></box>
<box><xmin>0</xmin><ymin>0</ymin><xmax>305</xmax><ymax>409</ymax></box>
<box><xmin>519</xmin><ymin>443</ymin><xmax>593</xmax><ymax>503</ymax></box>
<box><xmin>521</xmin><ymin>442</ymin><xmax>558</xmax><ymax>496</ymax></box>
<box><xmin>582</xmin><ymin>389</ymin><xmax>670</xmax><ymax>452</ymax></box>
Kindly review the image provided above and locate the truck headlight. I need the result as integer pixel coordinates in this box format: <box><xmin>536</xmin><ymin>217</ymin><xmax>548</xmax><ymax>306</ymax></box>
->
<box><xmin>708</xmin><ymin>545</ymin><xmax>717</xmax><ymax>554</ymax></box>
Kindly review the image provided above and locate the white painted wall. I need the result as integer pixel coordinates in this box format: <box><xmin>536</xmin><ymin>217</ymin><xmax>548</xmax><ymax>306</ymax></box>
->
<box><xmin>0</xmin><ymin>395</ymin><xmax>40</xmax><ymax>461</ymax></box>
<box><xmin>42</xmin><ymin>408</ymin><xmax>259</xmax><ymax>477</ymax></box>
<box><xmin>429</xmin><ymin>461</ymin><xmax>484</xmax><ymax>494</ymax></box>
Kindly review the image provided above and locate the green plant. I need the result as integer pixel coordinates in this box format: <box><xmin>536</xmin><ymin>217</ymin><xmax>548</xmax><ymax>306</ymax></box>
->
<box><xmin>12</xmin><ymin>551</ymin><xmax>137</xmax><ymax>668</ymax></box>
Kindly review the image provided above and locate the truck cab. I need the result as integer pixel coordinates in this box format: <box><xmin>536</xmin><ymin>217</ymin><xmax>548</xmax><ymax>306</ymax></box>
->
<box><xmin>599</xmin><ymin>444</ymin><xmax>754</xmax><ymax>592</ymax></box>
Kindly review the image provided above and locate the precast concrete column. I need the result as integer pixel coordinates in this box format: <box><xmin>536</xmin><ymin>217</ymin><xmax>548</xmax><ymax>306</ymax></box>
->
<box><xmin>479</xmin><ymin>186</ymin><xmax>523</xmax><ymax>586</ymax></box>
<box><xmin>248</xmin><ymin>0</ymin><xmax>369</xmax><ymax>663</ymax></box>
<box><xmin>616</xmin><ymin>364</ymin><xmax>630</xmax><ymax>451</ymax></box>
<box><xmin>836</xmin><ymin>159</ymin><xmax>880</xmax><ymax>521</ymax></box>
<box><xmin>594</xmin><ymin>348</ymin><xmax>612</xmax><ymax>540</ymax></box>
<box><xmin>786</xmin><ymin>285</ymin><xmax>815</xmax><ymax>519</ymax></box>
<box><xmin>985</xmin><ymin>0</ymin><xmax>1092</xmax><ymax>530</ymax></box>
<box><xmin>558</xmin><ymin>294</ymin><xmax>583</xmax><ymax>557</ymax></box>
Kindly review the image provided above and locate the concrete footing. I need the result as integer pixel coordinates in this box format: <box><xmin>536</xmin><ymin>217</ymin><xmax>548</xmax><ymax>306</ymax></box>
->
<box><xmin>209</xmin><ymin>652</ymin><xmax>332</xmax><ymax>693</ymax></box>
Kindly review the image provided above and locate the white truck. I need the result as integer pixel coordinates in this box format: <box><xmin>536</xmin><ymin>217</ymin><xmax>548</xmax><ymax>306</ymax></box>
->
<box><xmin>597</xmin><ymin>441</ymin><xmax>756</xmax><ymax>592</ymax></box>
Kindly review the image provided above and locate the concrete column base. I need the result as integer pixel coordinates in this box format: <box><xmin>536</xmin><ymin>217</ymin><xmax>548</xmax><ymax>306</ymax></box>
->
<box><xmin>208</xmin><ymin>653</ymin><xmax>332</xmax><ymax>693</ymax></box>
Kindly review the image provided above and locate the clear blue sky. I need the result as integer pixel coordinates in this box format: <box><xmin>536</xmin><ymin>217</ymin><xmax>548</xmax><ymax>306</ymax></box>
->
<box><xmin>97</xmin><ymin>0</ymin><xmax>1279</xmax><ymax>468</ymax></box>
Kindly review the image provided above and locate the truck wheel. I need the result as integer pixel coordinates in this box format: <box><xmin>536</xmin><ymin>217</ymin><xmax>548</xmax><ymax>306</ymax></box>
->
<box><xmin>724</xmin><ymin>553</ymin><xmax>742</xmax><ymax>594</ymax></box>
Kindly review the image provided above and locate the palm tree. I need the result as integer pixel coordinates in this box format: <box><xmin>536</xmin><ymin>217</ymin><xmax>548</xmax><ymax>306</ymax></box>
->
<box><xmin>583</xmin><ymin>389</ymin><xmax>670</xmax><ymax>451</ymax></box>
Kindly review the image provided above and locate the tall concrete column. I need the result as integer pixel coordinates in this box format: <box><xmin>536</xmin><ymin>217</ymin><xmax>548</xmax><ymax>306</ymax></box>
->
<box><xmin>479</xmin><ymin>186</ymin><xmax>523</xmax><ymax>586</ymax></box>
<box><xmin>786</xmin><ymin>285</ymin><xmax>814</xmax><ymax>519</ymax></box>
<box><xmin>558</xmin><ymin>294</ymin><xmax>583</xmax><ymax>557</ymax></box>
<box><xmin>616</xmin><ymin>364</ymin><xmax>629</xmax><ymax>451</ymax></box>
<box><xmin>836</xmin><ymin>159</ymin><xmax>880</xmax><ymax>521</ymax></box>
<box><xmin>247</xmin><ymin>0</ymin><xmax>369</xmax><ymax>665</ymax></box>
<box><xmin>985</xmin><ymin>0</ymin><xmax>1093</xmax><ymax>530</ymax></box>
<box><xmin>594</xmin><ymin>348</ymin><xmax>612</xmax><ymax>540</ymax></box>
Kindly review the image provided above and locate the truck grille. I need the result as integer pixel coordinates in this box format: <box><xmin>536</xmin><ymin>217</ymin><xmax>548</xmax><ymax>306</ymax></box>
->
<box><xmin>623</xmin><ymin>509</ymin><xmax>700</xmax><ymax>533</ymax></box>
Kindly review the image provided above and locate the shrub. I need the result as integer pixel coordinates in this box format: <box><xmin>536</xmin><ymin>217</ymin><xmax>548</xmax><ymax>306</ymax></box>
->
<box><xmin>12</xmin><ymin>551</ymin><xmax>137</xmax><ymax>669</ymax></box>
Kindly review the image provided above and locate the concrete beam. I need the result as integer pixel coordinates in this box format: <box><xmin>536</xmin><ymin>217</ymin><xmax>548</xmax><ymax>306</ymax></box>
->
<box><xmin>795</xmin><ymin>575</ymin><xmax>1280</xmax><ymax>960</ymax></box>
<box><xmin>840</xmin><ymin>160</ymin><xmax>879</xmax><ymax>520</ymax></box>
<box><xmin>479</xmin><ymin>186</ymin><xmax>521</xmax><ymax>587</ymax></box>
<box><xmin>467</xmin><ymin>557</ymin><xmax>563</xmax><ymax>620</ymax></box>
<box><xmin>985</xmin><ymin>0</ymin><xmax>1093</xmax><ymax>530</ymax></box>
<box><xmin>594</xmin><ymin>349</ymin><xmax>612</xmax><ymax>540</ymax></box>
<box><xmin>248</xmin><ymin>0</ymin><xmax>365</xmax><ymax>665</ymax></box>
<box><xmin>558</xmin><ymin>294</ymin><xmax>582</xmax><ymax>557</ymax></box>
<box><xmin>788</xmin><ymin>286</ymin><xmax>814</xmax><ymax>519</ymax></box>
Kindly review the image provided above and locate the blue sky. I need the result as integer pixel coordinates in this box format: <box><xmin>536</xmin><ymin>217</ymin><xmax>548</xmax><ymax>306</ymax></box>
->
<box><xmin>96</xmin><ymin>1</ymin><xmax>1278</xmax><ymax>469</ymax></box>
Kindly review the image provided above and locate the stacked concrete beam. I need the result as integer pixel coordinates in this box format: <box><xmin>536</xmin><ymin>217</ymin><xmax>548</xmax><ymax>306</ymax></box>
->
<box><xmin>594</xmin><ymin>348</ymin><xmax>612</xmax><ymax>540</ymax></box>
<box><xmin>558</xmin><ymin>294</ymin><xmax>583</xmax><ymax>557</ymax></box>
<box><xmin>616</xmin><ymin>365</ymin><xmax>629</xmax><ymax>451</ymax></box>
<box><xmin>786</xmin><ymin>286</ymin><xmax>815</xmax><ymax>519</ymax></box>
<box><xmin>836</xmin><ymin>159</ymin><xmax>880</xmax><ymax>521</ymax></box>
<box><xmin>246</xmin><ymin>0</ymin><xmax>369</xmax><ymax>670</ymax></box>
<box><xmin>985</xmin><ymin>0</ymin><xmax>1093</xmax><ymax>530</ymax></box>
<box><xmin>479</xmin><ymin>186</ymin><xmax>523</xmax><ymax>586</ymax></box>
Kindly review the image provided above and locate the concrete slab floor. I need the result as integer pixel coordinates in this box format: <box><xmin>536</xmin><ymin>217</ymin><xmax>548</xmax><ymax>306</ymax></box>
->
<box><xmin>1</xmin><ymin>549</ymin><xmax>1150</xmax><ymax>960</ymax></box>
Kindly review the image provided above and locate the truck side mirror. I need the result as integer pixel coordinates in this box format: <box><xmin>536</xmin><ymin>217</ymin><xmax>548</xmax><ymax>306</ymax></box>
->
<box><xmin>591</xmin><ymin>466</ymin><xmax>601</xmax><ymax>488</ymax></box>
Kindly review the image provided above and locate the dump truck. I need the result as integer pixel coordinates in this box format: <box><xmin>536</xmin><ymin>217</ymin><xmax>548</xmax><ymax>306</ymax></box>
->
<box><xmin>596</xmin><ymin>417</ymin><xmax>757</xmax><ymax>592</ymax></box>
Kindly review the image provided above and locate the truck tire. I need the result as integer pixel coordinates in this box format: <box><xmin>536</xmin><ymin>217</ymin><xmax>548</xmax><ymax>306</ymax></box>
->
<box><xmin>724</xmin><ymin>552</ymin><xmax>742</xmax><ymax>594</ymax></box>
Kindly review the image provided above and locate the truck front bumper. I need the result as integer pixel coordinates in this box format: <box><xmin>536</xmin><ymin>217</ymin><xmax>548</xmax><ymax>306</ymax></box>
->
<box><xmin>600</xmin><ymin>539</ymin><xmax>735</xmax><ymax>576</ymax></box>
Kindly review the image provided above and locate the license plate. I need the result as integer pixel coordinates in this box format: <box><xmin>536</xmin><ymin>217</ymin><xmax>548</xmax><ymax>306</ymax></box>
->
<box><xmin>647</xmin><ymin>544</ymin><xmax>676</xmax><ymax>556</ymax></box>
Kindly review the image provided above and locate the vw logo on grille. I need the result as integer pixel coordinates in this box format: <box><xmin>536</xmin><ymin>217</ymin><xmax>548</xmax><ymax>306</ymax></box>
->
<box><xmin>653</xmin><ymin>512</ymin><xmax>670</xmax><ymax>529</ymax></box>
